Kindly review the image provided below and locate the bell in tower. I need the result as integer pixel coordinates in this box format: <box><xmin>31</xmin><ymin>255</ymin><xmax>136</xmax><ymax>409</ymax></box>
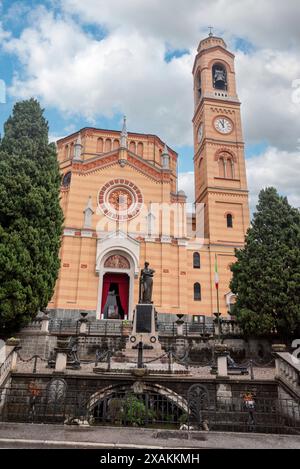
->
<box><xmin>212</xmin><ymin>64</ymin><xmax>227</xmax><ymax>91</ymax></box>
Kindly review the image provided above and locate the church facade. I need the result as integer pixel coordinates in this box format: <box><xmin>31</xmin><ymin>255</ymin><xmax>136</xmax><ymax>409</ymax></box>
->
<box><xmin>48</xmin><ymin>34</ymin><xmax>250</xmax><ymax>321</ymax></box>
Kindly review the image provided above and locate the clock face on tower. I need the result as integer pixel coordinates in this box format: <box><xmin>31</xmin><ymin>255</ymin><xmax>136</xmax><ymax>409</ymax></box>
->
<box><xmin>197</xmin><ymin>124</ymin><xmax>203</xmax><ymax>143</ymax></box>
<box><xmin>214</xmin><ymin>117</ymin><xmax>233</xmax><ymax>134</ymax></box>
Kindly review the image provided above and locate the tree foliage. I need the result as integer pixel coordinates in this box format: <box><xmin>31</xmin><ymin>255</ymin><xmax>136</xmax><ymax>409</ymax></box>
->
<box><xmin>0</xmin><ymin>99</ymin><xmax>63</xmax><ymax>332</ymax></box>
<box><xmin>230</xmin><ymin>187</ymin><xmax>300</xmax><ymax>338</ymax></box>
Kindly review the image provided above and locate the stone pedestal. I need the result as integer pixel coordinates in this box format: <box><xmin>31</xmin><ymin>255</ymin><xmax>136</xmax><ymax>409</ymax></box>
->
<box><xmin>215</xmin><ymin>343</ymin><xmax>229</xmax><ymax>380</ymax></box>
<box><xmin>217</xmin><ymin>355</ymin><xmax>228</xmax><ymax>378</ymax></box>
<box><xmin>79</xmin><ymin>320</ymin><xmax>88</xmax><ymax>335</ymax></box>
<box><xmin>55</xmin><ymin>349</ymin><xmax>68</xmax><ymax>372</ymax></box>
<box><xmin>11</xmin><ymin>348</ymin><xmax>20</xmax><ymax>371</ymax></box>
<box><xmin>124</xmin><ymin>304</ymin><xmax>162</xmax><ymax>360</ymax></box>
<box><xmin>40</xmin><ymin>316</ymin><xmax>50</xmax><ymax>333</ymax></box>
<box><xmin>176</xmin><ymin>322</ymin><xmax>184</xmax><ymax>337</ymax></box>
<box><xmin>176</xmin><ymin>315</ymin><xmax>185</xmax><ymax>337</ymax></box>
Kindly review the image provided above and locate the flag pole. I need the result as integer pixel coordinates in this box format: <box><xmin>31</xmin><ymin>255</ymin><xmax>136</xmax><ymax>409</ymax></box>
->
<box><xmin>214</xmin><ymin>254</ymin><xmax>221</xmax><ymax>342</ymax></box>
<box><xmin>216</xmin><ymin>277</ymin><xmax>221</xmax><ymax>342</ymax></box>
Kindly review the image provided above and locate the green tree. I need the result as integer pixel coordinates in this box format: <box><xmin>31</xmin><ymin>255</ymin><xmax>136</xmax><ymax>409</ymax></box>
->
<box><xmin>0</xmin><ymin>99</ymin><xmax>63</xmax><ymax>332</ymax></box>
<box><xmin>230</xmin><ymin>187</ymin><xmax>300</xmax><ymax>338</ymax></box>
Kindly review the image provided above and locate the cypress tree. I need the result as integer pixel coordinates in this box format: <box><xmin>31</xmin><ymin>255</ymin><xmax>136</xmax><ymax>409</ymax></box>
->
<box><xmin>230</xmin><ymin>187</ymin><xmax>300</xmax><ymax>339</ymax></box>
<box><xmin>0</xmin><ymin>99</ymin><xmax>63</xmax><ymax>332</ymax></box>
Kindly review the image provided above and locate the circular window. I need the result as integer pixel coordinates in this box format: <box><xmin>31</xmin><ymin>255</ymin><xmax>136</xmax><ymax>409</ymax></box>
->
<box><xmin>98</xmin><ymin>179</ymin><xmax>143</xmax><ymax>221</ymax></box>
<box><xmin>62</xmin><ymin>171</ymin><xmax>71</xmax><ymax>188</ymax></box>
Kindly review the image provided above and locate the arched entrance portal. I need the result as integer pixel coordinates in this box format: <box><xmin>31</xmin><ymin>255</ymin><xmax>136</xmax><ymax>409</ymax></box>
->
<box><xmin>96</xmin><ymin>232</ymin><xmax>140</xmax><ymax>320</ymax></box>
<box><xmin>97</xmin><ymin>250</ymin><xmax>136</xmax><ymax>320</ymax></box>
<box><xmin>101</xmin><ymin>272</ymin><xmax>129</xmax><ymax>320</ymax></box>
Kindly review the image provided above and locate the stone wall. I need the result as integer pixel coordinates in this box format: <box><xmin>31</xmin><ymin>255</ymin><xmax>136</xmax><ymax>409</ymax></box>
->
<box><xmin>16</xmin><ymin>332</ymin><xmax>57</xmax><ymax>359</ymax></box>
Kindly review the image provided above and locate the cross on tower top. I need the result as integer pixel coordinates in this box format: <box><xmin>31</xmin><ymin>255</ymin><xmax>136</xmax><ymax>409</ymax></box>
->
<box><xmin>208</xmin><ymin>26</ymin><xmax>214</xmax><ymax>37</ymax></box>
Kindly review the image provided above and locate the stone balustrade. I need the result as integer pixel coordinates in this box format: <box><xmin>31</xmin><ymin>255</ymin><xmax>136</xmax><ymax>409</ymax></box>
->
<box><xmin>275</xmin><ymin>351</ymin><xmax>300</xmax><ymax>399</ymax></box>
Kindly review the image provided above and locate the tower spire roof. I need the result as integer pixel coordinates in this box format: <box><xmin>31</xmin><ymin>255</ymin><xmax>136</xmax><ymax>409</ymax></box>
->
<box><xmin>120</xmin><ymin>115</ymin><xmax>128</xmax><ymax>148</ymax></box>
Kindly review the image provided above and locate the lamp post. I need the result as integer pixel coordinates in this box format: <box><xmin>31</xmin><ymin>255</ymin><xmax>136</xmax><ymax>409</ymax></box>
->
<box><xmin>213</xmin><ymin>312</ymin><xmax>222</xmax><ymax>342</ymax></box>
<box><xmin>213</xmin><ymin>254</ymin><xmax>221</xmax><ymax>342</ymax></box>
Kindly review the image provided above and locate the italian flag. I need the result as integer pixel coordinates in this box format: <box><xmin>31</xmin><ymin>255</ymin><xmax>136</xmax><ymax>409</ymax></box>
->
<box><xmin>214</xmin><ymin>254</ymin><xmax>219</xmax><ymax>289</ymax></box>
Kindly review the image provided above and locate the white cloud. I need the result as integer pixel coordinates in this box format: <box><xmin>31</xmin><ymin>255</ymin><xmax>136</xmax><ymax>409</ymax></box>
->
<box><xmin>178</xmin><ymin>147</ymin><xmax>300</xmax><ymax>213</ymax></box>
<box><xmin>60</xmin><ymin>0</ymin><xmax>300</xmax><ymax>51</ymax></box>
<box><xmin>178</xmin><ymin>172</ymin><xmax>195</xmax><ymax>204</ymax></box>
<box><xmin>246</xmin><ymin>147</ymin><xmax>300</xmax><ymax>211</ymax></box>
<box><xmin>3</xmin><ymin>7</ymin><xmax>194</xmax><ymax>145</ymax></box>
<box><xmin>236</xmin><ymin>50</ymin><xmax>300</xmax><ymax>151</ymax></box>
<box><xmin>1</xmin><ymin>0</ymin><xmax>300</xmax><ymax>209</ymax></box>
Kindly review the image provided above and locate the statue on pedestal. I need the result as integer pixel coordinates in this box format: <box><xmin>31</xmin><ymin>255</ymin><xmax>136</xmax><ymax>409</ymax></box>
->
<box><xmin>139</xmin><ymin>262</ymin><xmax>155</xmax><ymax>304</ymax></box>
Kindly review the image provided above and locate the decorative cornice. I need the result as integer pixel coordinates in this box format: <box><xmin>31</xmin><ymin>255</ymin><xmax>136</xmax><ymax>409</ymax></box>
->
<box><xmin>72</xmin><ymin>153</ymin><xmax>119</xmax><ymax>174</ymax></box>
<box><xmin>127</xmin><ymin>154</ymin><xmax>172</xmax><ymax>183</ymax></box>
<box><xmin>196</xmin><ymin>186</ymin><xmax>249</xmax><ymax>202</ymax></box>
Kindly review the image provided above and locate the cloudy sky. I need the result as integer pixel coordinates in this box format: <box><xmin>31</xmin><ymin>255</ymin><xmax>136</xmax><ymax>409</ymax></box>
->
<box><xmin>0</xmin><ymin>0</ymin><xmax>300</xmax><ymax>212</ymax></box>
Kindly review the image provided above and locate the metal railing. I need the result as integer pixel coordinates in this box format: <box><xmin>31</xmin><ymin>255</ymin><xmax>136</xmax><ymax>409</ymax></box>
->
<box><xmin>0</xmin><ymin>381</ymin><xmax>299</xmax><ymax>434</ymax></box>
<box><xmin>48</xmin><ymin>319</ymin><xmax>129</xmax><ymax>336</ymax></box>
<box><xmin>157</xmin><ymin>322</ymin><xmax>214</xmax><ymax>337</ymax></box>
<box><xmin>33</xmin><ymin>317</ymin><xmax>241</xmax><ymax>338</ymax></box>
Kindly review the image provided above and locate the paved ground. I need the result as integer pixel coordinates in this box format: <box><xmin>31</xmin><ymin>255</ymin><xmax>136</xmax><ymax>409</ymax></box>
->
<box><xmin>0</xmin><ymin>422</ymin><xmax>299</xmax><ymax>449</ymax></box>
<box><xmin>15</xmin><ymin>360</ymin><xmax>275</xmax><ymax>381</ymax></box>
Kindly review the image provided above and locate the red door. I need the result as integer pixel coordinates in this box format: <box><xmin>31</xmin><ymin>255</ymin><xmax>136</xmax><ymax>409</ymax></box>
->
<box><xmin>101</xmin><ymin>273</ymin><xmax>129</xmax><ymax>319</ymax></box>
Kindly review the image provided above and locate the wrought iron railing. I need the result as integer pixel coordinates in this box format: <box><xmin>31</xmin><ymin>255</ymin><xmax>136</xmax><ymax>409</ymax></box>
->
<box><xmin>48</xmin><ymin>319</ymin><xmax>130</xmax><ymax>336</ymax></box>
<box><xmin>157</xmin><ymin>322</ymin><xmax>214</xmax><ymax>337</ymax></box>
<box><xmin>0</xmin><ymin>381</ymin><xmax>299</xmax><ymax>434</ymax></box>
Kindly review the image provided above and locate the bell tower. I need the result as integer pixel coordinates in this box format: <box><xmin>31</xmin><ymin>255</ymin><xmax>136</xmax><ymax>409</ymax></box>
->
<box><xmin>193</xmin><ymin>34</ymin><xmax>250</xmax><ymax>244</ymax></box>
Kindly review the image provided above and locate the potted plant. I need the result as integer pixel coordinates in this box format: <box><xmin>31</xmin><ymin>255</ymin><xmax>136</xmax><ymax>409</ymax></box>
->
<box><xmin>121</xmin><ymin>320</ymin><xmax>132</xmax><ymax>336</ymax></box>
<box><xmin>271</xmin><ymin>344</ymin><xmax>287</xmax><ymax>353</ymax></box>
<box><xmin>6</xmin><ymin>337</ymin><xmax>21</xmax><ymax>347</ymax></box>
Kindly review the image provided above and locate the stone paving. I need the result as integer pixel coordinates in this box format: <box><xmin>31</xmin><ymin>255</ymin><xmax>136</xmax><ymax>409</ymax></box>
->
<box><xmin>0</xmin><ymin>422</ymin><xmax>299</xmax><ymax>449</ymax></box>
<box><xmin>15</xmin><ymin>359</ymin><xmax>275</xmax><ymax>381</ymax></box>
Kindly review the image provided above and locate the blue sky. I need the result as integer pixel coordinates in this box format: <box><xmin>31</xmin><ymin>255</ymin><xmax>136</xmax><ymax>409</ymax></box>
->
<box><xmin>0</xmin><ymin>0</ymin><xmax>299</xmax><ymax>208</ymax></box>
<box><xmin>0</xmin><ymin>8</ymin><xmax>268</xmax><ymax>174</ymax></box>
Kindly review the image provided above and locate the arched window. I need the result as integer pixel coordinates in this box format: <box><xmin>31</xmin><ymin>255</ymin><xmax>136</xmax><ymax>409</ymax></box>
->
<box><xmin>105</xmin><ymin>138</ymin><xmax>112</xmax><ymax>152</ymax></box>
<box><xmin>217</xmin><ymin>152</ymin><xmax>235</xmax><ymax>179</ymax></box>
<box><xmin>193</xmin><ymin>252</ymin><xmax>201</xmax><ymax>269</ymax></box>
<box><xmin>196</xmin><ymin>70</ymin><xmax>202</xmax><ymax>101</ymax></box>
<box><xmin>218</xmin><ymin>157</ymin><xmax>225</xmax><ymax>178</ymax></box>
<box><xmin>137</xmin><ymin>142</ymin><xmax>144</xmax><ymax>157</ymax></box>
<box><xmin>62</xmin><ymin>171</ymin><xmax>71</xmax><ymax>188</ymax></box>
<box><xmin>227</xmin><ymin>213</ymin><xmax>233</xmax><ymax>228</ymax></box>
<box><xmin>212</xmin><ymin>63</ymin><xmax>227</xmax><ymax>91</ymax></box>
<box><xmin>227</xmin><ymin>158</ymin><xmax>234</xmax><ymax>179</ymax></box>
<box><xmin>70</xmin><ymin>142</ymin><xmax>74</xmax><ymax>159</ymax></box>
<box><xmin>64</xmin><ymin>144</ymin><xmax>69</xmax><ymax>159</ymax></box>
<box><xmin>129</xmin><ymin>141</ymin><xmax>136</xmax><ymax>153</ymax></box>
<box><xmin>194</xmin><ymin>283</ymin><xmax>201</xmax><ymax>301</ymax></box>
<box><xmin>113</xmin><ymin>139</ymin><xmax>119</xmax><ymax>150</ymax></box>
<box><xmin>97</xmin><ymin>137</ymin><xmax>103</xmax><ymax>153</ymax></box>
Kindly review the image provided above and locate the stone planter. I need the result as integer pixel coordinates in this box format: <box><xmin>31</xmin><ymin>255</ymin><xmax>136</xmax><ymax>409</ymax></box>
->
<box><xmin>131</xmin><ymin>368</ymin><xmax>148</xmax><ymax>377</ymax></box>
<box><xmin>272</xmin><ymin>344</ymin><xmax>287</xmax><ymax>353</ymax></box>
<box><xmin>214</xmin><ymin>343</ymin><xmax>228</xmax><ymax>355</ymax></box>
<box><xmin>122</xmin><ymin>327</ymin><xmax>132</xmax><ymax>336</ymax></box>
<box><xmin>56</xmin><ymin>338</ymin><xmax>70</xmax><ymax>349</ymax></box>
<box><xmin>6</xmin><ymin>338</ymin><xmax>21</xmax><ymax>347</ymax></box>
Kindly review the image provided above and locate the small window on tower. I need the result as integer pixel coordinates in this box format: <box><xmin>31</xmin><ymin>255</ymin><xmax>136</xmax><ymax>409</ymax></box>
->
<box><xmin>194</xmin><ymin>283</ymin><xmax>201</xmax><ymax>301</ymax></box>
<box><xmin>227</xmin><ymin>213</ymin><xmax>233</xmax><ymax>228</ymax></box>
<box><xmin>197</xmin><ymin>71</ymin><xmax>202</xmax><ymax>100</ymax></box>
<box><xmin>212</xmin><ymin>63</ymin><xmax>227</xmax><ymax>91</ymax></box>
<box><xmin>193</xmin><ymin>252</ymin><xmax>201</xmax><ymax>269</ymax></box>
